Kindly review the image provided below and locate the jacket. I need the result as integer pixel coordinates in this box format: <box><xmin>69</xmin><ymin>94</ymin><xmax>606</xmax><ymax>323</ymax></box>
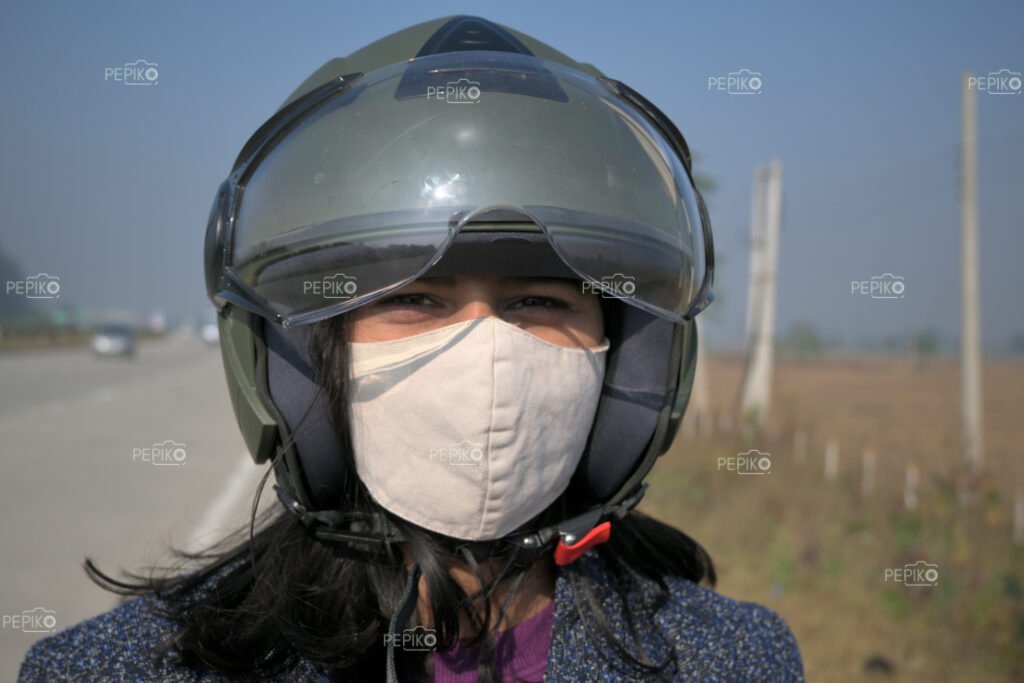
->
<box><xmin>19</xmin><ymin>550</ymin><xmax>804</xmax><ymax>682</ymax></box>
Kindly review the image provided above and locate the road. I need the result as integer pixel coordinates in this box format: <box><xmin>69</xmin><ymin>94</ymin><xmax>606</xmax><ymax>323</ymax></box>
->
<box><xmin>0</xmin><ymin>336</ymin><xmax>273</xmax><ymax>680</ymax></box>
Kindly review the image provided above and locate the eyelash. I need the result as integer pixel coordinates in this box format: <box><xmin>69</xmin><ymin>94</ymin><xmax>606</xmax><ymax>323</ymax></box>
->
<box><xmin>379</xmin><ymin>293</ymin><xmax>434</xmax><ymax>307</ymax></box>
<box><xmin>510</xmin><ymin>296</ymin><xmax>568</xmax><ymax>310</ymax></box>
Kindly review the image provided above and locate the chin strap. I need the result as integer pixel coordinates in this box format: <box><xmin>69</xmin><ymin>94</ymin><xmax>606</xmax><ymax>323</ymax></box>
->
<box><xmin>385</xmin><ymin>562</ymin><xmax>422</xmax><ymax>683</ymax></box>
<box><xmin>509</xmin><ymin>483</ymin><xmax>648</xmax><ymax>565</ymax></box>
<box><xmin>273</xmin><ymin>482</ymin><xmax>648</xmax><ymax>564</ymax></box>
<box><xmin>274</xmin><ymin>484</ymin><xmax>404</xmax><ymax>549</ymax></box>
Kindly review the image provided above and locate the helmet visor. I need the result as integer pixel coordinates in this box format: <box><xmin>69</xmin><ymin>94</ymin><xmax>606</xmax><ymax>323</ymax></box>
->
<box><xmin>218</xmin><ymin>51</ymin><xmax>711</xmax><ymax>326</ymax></box>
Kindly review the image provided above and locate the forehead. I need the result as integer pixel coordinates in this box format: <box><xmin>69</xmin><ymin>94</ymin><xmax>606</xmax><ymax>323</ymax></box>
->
<box><xmin>410</xmin><ymin>276</ymin><xmax>581</xmax><ymax>288</ymax></box>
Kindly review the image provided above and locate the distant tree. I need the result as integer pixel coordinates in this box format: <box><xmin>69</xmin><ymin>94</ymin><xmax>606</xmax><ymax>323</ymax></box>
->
<box><xmin>0</xmin><ymin>242</ymin><xmax>38</xmax><ymax>322</ymax></box>
<box><xmin>780</xmin><ymin>319</ymin><xmax>823</xmax><ymax>358</ymax></box>
<box><xmin>910</xmin><ymin>329</ymin><xmax>940</xmax><ymax>367</ymax></box>
<box><xmin>1009</xmin><ymin>332</ymin><xmax>1024</xmax><ymax>357</ymax></box>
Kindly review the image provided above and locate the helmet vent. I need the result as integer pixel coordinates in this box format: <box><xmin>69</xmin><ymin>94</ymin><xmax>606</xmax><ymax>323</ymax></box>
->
<box><xmin>416</xmin><ymin>16</ymin><xmax>534</xmax><ymax>57</ymax></box>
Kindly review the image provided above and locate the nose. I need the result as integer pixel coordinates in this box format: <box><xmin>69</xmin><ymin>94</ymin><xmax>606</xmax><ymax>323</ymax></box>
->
<box><xmin>452</xmin><ymin>299</ymin><xmax>497</xmax><ymax>322</ymax></box>
<box><xmin>445</xmin><ymin>277</ymin><xmax>500</xmax><ymax>323</ymax></box>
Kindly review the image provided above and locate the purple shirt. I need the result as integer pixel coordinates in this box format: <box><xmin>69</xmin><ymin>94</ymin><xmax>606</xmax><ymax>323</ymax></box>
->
<box><xmin>431</xmin><ymin>600</ymin><xmax>555</xmax><ymax>682</ymax></box>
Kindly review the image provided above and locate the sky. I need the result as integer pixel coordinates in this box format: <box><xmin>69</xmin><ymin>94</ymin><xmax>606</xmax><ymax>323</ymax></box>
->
<box><xmin>0</xmin><ymin>0</ymin><xmax>1021</xmax><ymax>351</ymax></box>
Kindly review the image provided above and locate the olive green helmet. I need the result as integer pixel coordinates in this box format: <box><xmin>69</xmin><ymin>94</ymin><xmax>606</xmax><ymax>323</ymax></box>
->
<box><xmin>204</xmin><ymin>15</ymin><xmax>713</xmax><ymax>554</ymax></box>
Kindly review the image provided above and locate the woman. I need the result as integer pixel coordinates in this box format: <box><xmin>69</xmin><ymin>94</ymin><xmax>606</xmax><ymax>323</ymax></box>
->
<box><xmin>19</xmin><ymin>15</ymin><xmax>803</xmax><ymax>682</ymax></box>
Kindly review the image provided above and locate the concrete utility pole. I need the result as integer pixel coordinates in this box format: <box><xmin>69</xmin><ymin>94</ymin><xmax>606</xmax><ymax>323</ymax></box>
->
<box><xmin>738</xmin><ymin>161</ymin><xmax>783</xmax><ymax>429</ymax></box>
<box><xmin>960</xmin><ymin>72</ymin><xmax>984</xmax><ymax>475</ymax></box>
<box><xmin>744</xmin><ymin>170</ymin><xmax>767</xmax><ymax>345</ymax></box>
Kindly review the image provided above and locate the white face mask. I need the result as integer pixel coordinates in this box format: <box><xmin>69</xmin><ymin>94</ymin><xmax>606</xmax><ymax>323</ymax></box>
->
<box><xmin>347</xmin><ymin>316</ymin><xmax>609</xmax><ymax>541</ymax></box>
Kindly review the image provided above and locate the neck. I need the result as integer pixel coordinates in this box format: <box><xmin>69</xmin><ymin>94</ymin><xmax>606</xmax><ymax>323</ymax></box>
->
<box><xmin>415</xmin><ymin>557</ymin><xmax>555</xmax><ymax>638</ymax></box>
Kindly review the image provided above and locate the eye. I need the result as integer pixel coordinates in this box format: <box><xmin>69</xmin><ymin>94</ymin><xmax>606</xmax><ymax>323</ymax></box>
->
<box><xmin>377</xmin><ymin>292</ymin><xmax>438</xmax><ymax>308</ymax></box>
<box><xmin>508</xmin><ymin>296</ymin><xmax>569</xmax><ymax>310</ymax></box>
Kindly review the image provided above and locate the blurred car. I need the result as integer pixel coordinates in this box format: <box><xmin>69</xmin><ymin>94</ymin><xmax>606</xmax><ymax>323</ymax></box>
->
<box><xmin>91</xmin><ymin>324</ymin><xmax>136</xmax><ymax>358</ymax></box>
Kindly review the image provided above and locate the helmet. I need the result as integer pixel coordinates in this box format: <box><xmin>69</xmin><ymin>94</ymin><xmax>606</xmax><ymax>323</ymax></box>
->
<box><xmin>204</xmin><ymin>15</ymin><xmax>714</xmax><ymax>559</ymax></box>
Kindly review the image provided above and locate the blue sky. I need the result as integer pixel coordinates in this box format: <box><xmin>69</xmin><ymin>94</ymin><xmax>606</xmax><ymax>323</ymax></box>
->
<box><xmin>0</xmin><ymin>0</ymin><xmax>1021</xmax><ymax>350</ymax></box>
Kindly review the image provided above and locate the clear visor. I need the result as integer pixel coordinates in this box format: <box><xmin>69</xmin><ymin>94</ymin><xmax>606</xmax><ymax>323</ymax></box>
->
<box><xmin>218</xmin><ymin>51</ymin><xmax>710</xmax><ymax>326</ymax></box>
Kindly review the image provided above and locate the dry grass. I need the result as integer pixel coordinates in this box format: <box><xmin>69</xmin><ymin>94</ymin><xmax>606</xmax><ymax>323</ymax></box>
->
<box><xmin>639</xmin><ymin>354</ymin><xmax>1024</xmax><ymax>682</ymax></box>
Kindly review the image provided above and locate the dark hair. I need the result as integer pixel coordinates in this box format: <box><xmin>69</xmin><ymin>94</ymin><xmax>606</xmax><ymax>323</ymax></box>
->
<box><xmin>86</xmin><ymin>309</ymin><xmax>715</xmax><ymax>681</ymax></box>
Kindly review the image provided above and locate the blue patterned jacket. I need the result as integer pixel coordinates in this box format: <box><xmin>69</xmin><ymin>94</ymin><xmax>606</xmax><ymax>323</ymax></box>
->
<box><xmin>19</xmin><ymin>550</ymin><xmax>804</xmax><ymax>682</ymax></box>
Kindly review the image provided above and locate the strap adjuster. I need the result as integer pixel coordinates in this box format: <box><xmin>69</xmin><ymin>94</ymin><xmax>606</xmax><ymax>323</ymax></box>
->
<box><xmin>554</xmin><ymin>521</ymin><xmax>612</xmax><ymax>565</ymax></box>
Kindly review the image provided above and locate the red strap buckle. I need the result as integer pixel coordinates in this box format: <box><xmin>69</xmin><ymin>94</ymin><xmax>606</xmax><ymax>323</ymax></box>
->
<box><xmin>554</xmin><ymin>521</ymin><xmax>612</xmax><ymax>566</ymax></box>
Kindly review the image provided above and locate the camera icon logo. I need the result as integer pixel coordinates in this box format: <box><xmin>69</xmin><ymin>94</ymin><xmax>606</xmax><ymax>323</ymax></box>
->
<box><xmin>321</xmin><ymin>273</ymin><xmax>359</xmax><ymax>300</ymax></box>
<box><xmin>738</xmin><ymin>449</ymin><xmax>772</xmax><ymax>475</ymax></box>
<box><xmin>903</xmin><ymin>561</ymin><xmax>939</xmax><ymax>587</ymax></box>
<box><xmin>124</xmin><ymin>59</ymin><xmax>159</xmax><ymax>85</ymax></box>
<box><xmin>20</xmin><ymin>607</ymin><xmax>58</xmax><ymax>633</ymax></box>
<box><xmin>24</xmin><ymin>273</ymin><xmax>61</xmax><ymax>299</ymax></box>
<box><xmin>869</xmin><ymin>273</ymin><xmax>905</xmax><ymax>299</ymax></box>
<box><xmin>726</xmin><ymin>68</ymin><xmax>763</xmax><ymax>95</ymax></box>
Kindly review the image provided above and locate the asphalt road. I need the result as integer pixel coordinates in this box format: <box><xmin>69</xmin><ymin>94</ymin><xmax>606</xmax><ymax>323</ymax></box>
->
<box><xmin>0</xmin><ymin>336</ymin><xmax>273</xmax><ymax>680</ymax></box>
